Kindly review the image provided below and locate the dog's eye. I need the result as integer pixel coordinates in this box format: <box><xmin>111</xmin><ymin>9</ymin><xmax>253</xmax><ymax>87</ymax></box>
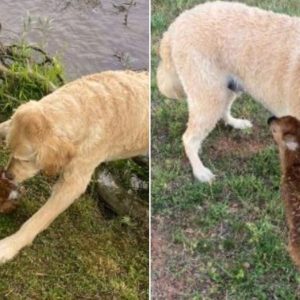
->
<box><xmin>21</xmin><ymin>159</ymin><xmax>31</xmax><ymax>163</ymax></box>
<box><xmin>14</xmin><ymin>157</ymin><xmax>31</xmax><ymax>164</ymax></box>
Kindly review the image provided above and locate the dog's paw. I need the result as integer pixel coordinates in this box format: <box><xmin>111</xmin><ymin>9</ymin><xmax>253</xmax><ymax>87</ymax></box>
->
<box><xmin>0</xmin><ymin>235</ymin><xmax>20</xmax><ymax>263</ymax></box>
<box><xmin>229</xmin><ymin>118</ymin><xmax>253</xmax><ymax>130</ymax></box>
<box><xmin>194</xmin><ymin>167</ymin><xmax>215</xmax><ymax>183</ymax></box>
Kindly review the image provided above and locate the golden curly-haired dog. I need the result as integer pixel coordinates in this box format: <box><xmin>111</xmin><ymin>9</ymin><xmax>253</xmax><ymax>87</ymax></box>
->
<box><xmin>0</xmin><ymin>70</ymin><xmax>149</xmax><ymax>263</ymax></box>
<box><xmin>157</xmin><ymin>1</ymin><xmax>300</xmax><ymax>182</ymax></box>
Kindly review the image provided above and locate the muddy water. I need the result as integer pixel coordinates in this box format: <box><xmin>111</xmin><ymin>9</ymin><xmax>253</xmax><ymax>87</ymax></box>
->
<box><xmin>0</xmin><ymin>0</ymin><xmax>149</xmax><ymax>79</ymax></box>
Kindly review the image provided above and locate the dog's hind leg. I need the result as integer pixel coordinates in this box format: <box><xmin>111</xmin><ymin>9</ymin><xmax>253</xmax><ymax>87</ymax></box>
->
<box><xmin>223</xmin><ymin>93</ymin><xmax>253</xmax><ymax>129</ymax></box>
<box><xmin>182</xmin><ymin>92</ymin><xmax>229</xmax><ymax>182</ymax></box>
<box><xmin>176</xmin><ymin>54</ymin><xmax>231</xmax><ymax>182</ymax></box>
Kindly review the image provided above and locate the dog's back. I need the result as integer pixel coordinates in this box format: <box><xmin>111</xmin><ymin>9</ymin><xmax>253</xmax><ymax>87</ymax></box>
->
<box><xmin>13</xmin><ymin>70</ymin><xmax>149</xmax><ymax>162</ymax></box>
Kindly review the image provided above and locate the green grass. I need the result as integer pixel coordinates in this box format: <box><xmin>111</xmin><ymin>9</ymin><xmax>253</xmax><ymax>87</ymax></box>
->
<box><xmin>0</xmin><ymin>43</ymin><xmax>64</xmax><ymax>118</ymax></box>
<box><xmin>152</xmin><ymin>0</ymin><xmax>300</xmax><ymax>299</ymax></box>
<box><xmin>0</xmin><ymin>43</ymin><xmax>148</xmax><ymax>299</ymax></box>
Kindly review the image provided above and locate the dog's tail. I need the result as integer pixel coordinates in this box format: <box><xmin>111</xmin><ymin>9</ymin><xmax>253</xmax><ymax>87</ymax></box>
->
<box><xmin>156</xmin><ymin>31</ymin><xmax>185</xmax><ymax>100</ymax></box>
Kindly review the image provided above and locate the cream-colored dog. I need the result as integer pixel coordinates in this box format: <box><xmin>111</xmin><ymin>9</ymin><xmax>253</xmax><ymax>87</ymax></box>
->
<box><xmin>0</xmin><ymin>70</ymin><xmax>149</xmax><ymax>263</ymax></box>
<box><xmin>157</xmin><ymin>1</ymin><xmax>300</xmax><ymax>182</ymax></box>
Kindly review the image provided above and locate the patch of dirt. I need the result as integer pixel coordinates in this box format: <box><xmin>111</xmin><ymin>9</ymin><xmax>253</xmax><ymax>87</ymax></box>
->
<box><xmin>211</xmin><ymin>125</ymin><xmax>272</xmax><ymax>158</ymax></box>
<box><xmin>213</xmin><ymin>137</ymin><xmax>265</xmax><ymax>156</ymax></box>
<box><xmin>151</xmin><ymin>216</ymin><xmax>184</xmax><ymax>299</ymax></box>
<box><xmin>151</xmin><ymin>214</ymin><xmax>217</xmax><ymax>299</ymax></box>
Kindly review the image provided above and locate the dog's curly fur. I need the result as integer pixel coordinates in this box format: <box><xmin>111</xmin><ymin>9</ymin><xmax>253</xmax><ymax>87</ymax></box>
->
<box><xmin>157</xmin><ymin>1</ymin><xmax>300</xmax><ymax>182</ymax></box>
<box><xmin>269</xmin><ymin>116</ymin><xmax>300</xmax><ymax>269</ymax></box>
<box><xmin>0</xmin><ymin>70</ymin><xmax>149</xmax><ymax>263</ymax></box>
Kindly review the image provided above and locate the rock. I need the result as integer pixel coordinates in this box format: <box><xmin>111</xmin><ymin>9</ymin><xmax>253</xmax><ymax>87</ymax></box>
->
<box><xmin>95</xmin><ymin>157</ymin><xmax>148</xmax><ymax>224</ymax></box>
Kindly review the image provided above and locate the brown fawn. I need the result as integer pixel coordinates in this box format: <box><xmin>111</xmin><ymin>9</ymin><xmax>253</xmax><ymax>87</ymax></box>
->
<box><xmin>269</xmin><ymin>115</ymin><xmax>300</xmax><ymax>269</ymax></box>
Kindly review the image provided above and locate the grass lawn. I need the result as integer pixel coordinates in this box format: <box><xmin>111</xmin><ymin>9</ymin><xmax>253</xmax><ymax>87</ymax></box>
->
<box><xmin>0</xmin><ymin>45</ymin><xmax>148</xmax><ymax>299</ymax></box>
<box><xmin>152</xmin><ymin>0</ymin><xmax>300</xmax><ymax>299</ymax></box>
<box><xmin>0</xmin><ymin>166</ymin><xmax>148</xmax><ymax>299</ymax></box>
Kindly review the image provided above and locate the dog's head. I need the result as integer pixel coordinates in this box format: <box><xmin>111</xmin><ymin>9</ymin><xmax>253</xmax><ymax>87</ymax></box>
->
<box><xmin>268</xmin><ymin>115</ymin><xmax>300</xmax><ymax>152</ymax></box>
<box><xmin>6</xmin><ymin>101</ymin><xmax>75</xmax><ymax>182</ymax></box>
<box><xmin>0</xmin><ymin>168</ymin><xmax>20</xmax><ymax>213</ymax></box>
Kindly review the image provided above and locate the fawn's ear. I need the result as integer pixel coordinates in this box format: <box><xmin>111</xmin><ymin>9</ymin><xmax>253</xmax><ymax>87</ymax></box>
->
<box><xmin>284</xmin><ymin>134</ymin><xmax>299</xmax><ymax>151</ymax></box>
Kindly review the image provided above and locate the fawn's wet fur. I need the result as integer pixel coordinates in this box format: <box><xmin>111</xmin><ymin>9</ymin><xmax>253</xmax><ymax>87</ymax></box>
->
<box><xmin>269</xmin><ymin>116</ymin><xmax>300</xmax><ymax>269</ymax></box>
<box><xmin>0</xmin><ymin>168</ymin><xmax>19</xmax><ymax>214</ymax></box>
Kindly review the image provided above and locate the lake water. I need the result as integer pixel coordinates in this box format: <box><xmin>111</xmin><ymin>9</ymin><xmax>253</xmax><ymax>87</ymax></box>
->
<box><xmin>0</xmin><ymin>0</ymin><xmax>149</xmax><ymax>79</ymax></box>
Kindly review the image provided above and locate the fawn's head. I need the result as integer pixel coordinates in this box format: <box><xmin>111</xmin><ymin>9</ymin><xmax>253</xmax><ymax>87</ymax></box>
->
<box><xmin>268</xmin><ymin>116</ymin><xmax>300</xmax><ymax>152</ymax></box>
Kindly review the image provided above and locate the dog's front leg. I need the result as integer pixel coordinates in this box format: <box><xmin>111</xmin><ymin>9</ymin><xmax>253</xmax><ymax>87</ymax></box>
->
<box><xmin>0</xmin><ymin>167</ymin><xmax>93</xmax><ymax>263</ymax></box>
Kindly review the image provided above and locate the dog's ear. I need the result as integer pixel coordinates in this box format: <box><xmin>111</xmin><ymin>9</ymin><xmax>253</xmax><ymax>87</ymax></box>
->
<box><xmin>36</xmin><ymin>135</ymin><xmax>75</xmax><ymax>176</ymax></box>
<box><xmin>8</xmin><ymin>101</ymin><xmax>49</xmax><ymax>145</ymax></box>
<box><xmin>283</xmin><ymin>134</ymin><xmax>299</xmax><ymax>151</ymax></box>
